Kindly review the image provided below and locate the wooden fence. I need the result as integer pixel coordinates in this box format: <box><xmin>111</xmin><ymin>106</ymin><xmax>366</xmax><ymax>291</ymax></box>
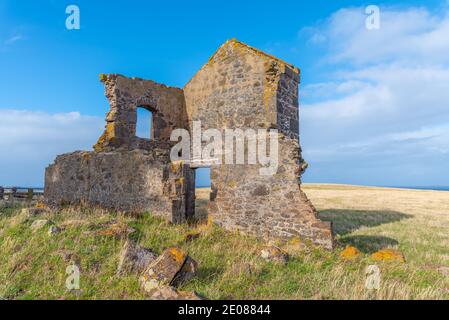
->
<box><xmin>0</xmin><ymin>187</ymin><xmax>44</xmax><ymax>202</ymax></box>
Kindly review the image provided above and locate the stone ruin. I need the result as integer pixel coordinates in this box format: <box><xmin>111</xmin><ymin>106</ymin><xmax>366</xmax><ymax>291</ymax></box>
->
<box><xmin>44</xmin><ymin>39</ymin><xmax>334</xmax><ymax>249</ymax></box>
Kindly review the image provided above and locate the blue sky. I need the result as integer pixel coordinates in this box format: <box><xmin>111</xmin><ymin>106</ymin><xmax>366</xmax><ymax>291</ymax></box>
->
<box><xmin>1</xmin><ymin>0</ymin><xmax>449</xmax><ymax>187</ymax></box>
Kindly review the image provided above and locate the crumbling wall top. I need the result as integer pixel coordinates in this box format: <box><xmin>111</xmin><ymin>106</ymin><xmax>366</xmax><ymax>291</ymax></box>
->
<box><xmin>94</xmin><ymin>74</ymin><xmax>188</xmax><ymax>153</ymax></box>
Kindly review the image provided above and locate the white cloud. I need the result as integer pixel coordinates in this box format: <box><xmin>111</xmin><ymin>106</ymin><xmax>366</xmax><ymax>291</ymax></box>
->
<box><xmin>320</xmin><ymin>7</ymin><xmax>449</xmax><ymax>65</ymax></box>
<box><xmin>299</xmin><ymin>5</ymin><xmax>449</xmax><ymax>185</ymax></box>
<box><xmin>4</xmin><ymin>34</ymin><xmax>23</xmax><ymax>45</ymax></box>
<box><xmin>0</xmin><ymin>110</ymin><xmax>103</xmax><ymax>187</ymax></box>
<box><xmin>303</xmin><ymin>64</ymin><xmax>449</xmax><ymax>142</ymax></box>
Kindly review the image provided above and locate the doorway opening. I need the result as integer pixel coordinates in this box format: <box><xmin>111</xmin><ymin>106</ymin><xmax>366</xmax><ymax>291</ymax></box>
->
<box><xmin>194</xmin><ymin>167</ymin><xmax>211</xmax><ymax>222</ymax></box>
<box><xmin>136</xmin><ymin>106</ymin><xmax>153</xmax><ymax>139</ymax></box>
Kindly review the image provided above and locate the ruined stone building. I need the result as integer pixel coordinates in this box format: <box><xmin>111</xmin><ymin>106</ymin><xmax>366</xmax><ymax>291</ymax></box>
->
<box><xmin>45</xmin><ymin>39</ymin><xmax>334</xmax><ymax>249</ymax></box>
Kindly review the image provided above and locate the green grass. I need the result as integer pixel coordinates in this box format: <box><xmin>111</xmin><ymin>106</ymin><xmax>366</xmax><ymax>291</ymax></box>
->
<box><xmin>0</xmin><ymin>184</ymin><xmax>448</xmax><ymax>300</ymax></box>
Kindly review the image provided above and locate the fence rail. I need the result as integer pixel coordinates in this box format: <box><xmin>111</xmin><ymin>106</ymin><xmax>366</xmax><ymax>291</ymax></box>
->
<box><xmin>0</xmin><ymin>187</ymin><xmax>44</xmax><ymax>201</ymax></box>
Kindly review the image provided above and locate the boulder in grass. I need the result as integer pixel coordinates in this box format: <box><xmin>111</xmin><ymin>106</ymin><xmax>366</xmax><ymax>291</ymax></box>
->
<box><xmin>141</xmin><ymin>247</ymin><xmax>187</xmax><ymax>286</ymax></box>
<box><xmin>142</xmin><ymin>280</ymin><xmax>203</xmax><ymax>300</ymax></box>
<box><xmin>97</xmin><ymin>223</ymin><xmax>136</xmax><ymax>239</ymax></box>
<box><xmin>117</xmin><ymin>240</ymin><xmax>158</xmax><ymax>275</ymax></box>
<box><xmin>260</xmin><ymin>246</ymin><xmax>289</xmax><ymax>265</ymax></box>
<box><xmin>171</xmin><ymin>256</ymin><xmax>198</xmax><ymax>287</ymax></box>
<box><xmin>140</xmin><ymin>247</ymin><xmax>198</xmax><ymax>293</ymax></box>
<box><xmin>48</xmin><ymin>225</ymin><xmax>61</xmax><ymax>236</ymax></box>
<box><xmin>340</xmin><ymin>246</ymin><xmax>361</xmax><ymax>260</ymax></box>
<box><xmin>229</xmin><ymin>261</ymin><xmax>259</xmax><ymax>277</ymax></box>
<box><xmin>31</xmin><ymin>219</ymin><xmax>51</xmax><ymax>231</ymax></box>
<box><xmin>21</xmin><ymin>208</ymin><xmax>48</xmax><ymax>217</ymax></box>
<box><xmin>59</xmin><ymin>220</ymin><xmax>89</xmax><ymax>230</ymax></box>
<box><xmin>370</xmin><ymin>249</ymin><xmax>405</xmax><ymax>263</ymax></box>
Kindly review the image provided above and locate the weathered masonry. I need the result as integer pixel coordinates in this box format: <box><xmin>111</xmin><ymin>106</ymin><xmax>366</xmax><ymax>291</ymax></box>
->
<box><xmin>45</xmin><ymin>39</ymin><xmax>334</xmax><ymax>249</ymax></box>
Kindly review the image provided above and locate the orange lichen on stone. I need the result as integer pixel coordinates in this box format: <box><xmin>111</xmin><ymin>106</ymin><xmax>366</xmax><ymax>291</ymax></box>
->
<box><xmin>282</xmin><ymin>237</ymin><xmax>304</xmax><ymax>255</ymax></box>
<box><xmin>263</xmin><ymin>61</ymin><xmax>285</xmax><ymax>127</ymax></box>
<box><xmin>227</xmin><ymin>180</ymin><xmax>237</xmax><ymax>188</ymax></box>
<box><xmin>94</xmin><ymin>122</ymin><xmax>117</xmax><ymax>152</ymax></box>
<box><xmin>340</xmin><ymin>246</ymin><xmax>361</xmax><ymax>260</ymax></box>
<box><xmin>98</xmin><ymin>223</ymin><xmax>135</xmax><ymax>238</ymax></box>
<box><xmin>206</xmin><ymin>39</ymin><xmax>296</xmax><ymax>69</ymax></box>
<box><xmin>105</xmin><ymin>122</ymin><xmax>116</xmax><ymax>138</ymax></box>
<box><xmin>170</xmin><ymin>161</ymin><xmax>183</xmax><ymax>173</ymax></box>
<box><xmin>35</xmin><ymin>201</ymin><xmax>48</xmax><ymax>209</ymax></box>
<box><xmin>227</xmin><ymin>38</ymin><xmax>296</xmax><ymax>70</ymax></box>
<box><xmin>169</xmin><ymin>247</ymin><xmax>187</xmax><ymax>264</ymax></box>
<box><xmin>370</xmin><ymin>249</ymin><xmax>405</xmax><ymax>263</ymax></box>
<box><xmin>207</xmin><ymin>214</ymin><xmax>213</xmax><ymax>226</ymax></box>
<box><xmin>288</xmin><ymin>238</ymin><xmax>302</xmax><ymax>247</ymax></box>
<box><xmin>260</xmin><ymin>246</ymin><xmax>289</xmax><ymax>265</ymax></box>
<box><xmin>82</xmin><ymin>153</ymin><xmax>91</xmax><ymax>162</ymax></box>
<box><xmin>99</xmin><ymin>73</ymin><xmax>108</xmax><ymax>82</ymax></box>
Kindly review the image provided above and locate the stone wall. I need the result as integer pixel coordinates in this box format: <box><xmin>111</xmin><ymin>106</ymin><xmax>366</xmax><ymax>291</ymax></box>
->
<box><xmin>207</xmin><ymin>138</ymin><xmax>333</xmax><ymax>249</ymax></box>
<box><xmin>184</xmin><ymin>40</ymin><xmax>333</xmax><ymax>249</ymax></box>
<box><xmin>44</xmin><ymin>39</ymin><xmax>334</xmax><ymax>249</ymax></box>
<box><xmin>94</xmin><ymin>75</ymin><xmax>188</xmax><ymax>152</ymax></box>
<box><xmin>45</xmin><ymin>75</ymin><xmax>198</xmax><ymax>223</ymax></box>
<box><xmin>45</xmin><ymin>150</ymin><xmax>194</xmax><ymax>223</ymax></box>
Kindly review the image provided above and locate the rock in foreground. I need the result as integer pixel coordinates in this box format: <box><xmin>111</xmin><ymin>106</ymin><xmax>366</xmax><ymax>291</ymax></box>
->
<box><xmin>140</xmin><ymin>247</ymin><xmax>197</xmax><ymax>287</ymax></box>
<box><xmin>260</xmin><ymin>246</ymin><xmax>289</xmax><ymax>265</ymax></box>
<box><xmin>143</xmin><ymin>282</ymin><xmax>203</xmax><ymax>300</ymax></box>
<box><xmin>139</xmin><ymin>247</ymin><xmax>198</xmax><ymax>299</ymax></box>
<box><xmin>21</xmin><ymin>208</ymin><xmax>48</xmax><ymax>217</ymax></box>
<box><xmin>31</xmin><ymin>219</ymin><xmax>51</xmax><ymax>231</ymax></box>
<box><xmin>371</xmin><ymin>249</ymin><xmax>405</xmax><ymax>263</ymax></box>
<box><xmin>340</xmin><ymin>246</ymin><xmax>361</xmax><ymax>260</ymax></box>
<box><xmin>117</xmin><ymin>240</ymin><xmax>158</xmax><ymax>275</ymax></box>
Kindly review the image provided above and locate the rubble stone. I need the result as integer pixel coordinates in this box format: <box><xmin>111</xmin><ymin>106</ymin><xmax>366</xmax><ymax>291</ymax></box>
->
<box><xmin>260</xmin><ymin>246</ymin><xmax>289</xmax><ymax>265</ymax></box>
<box><xmin>21</xmin><ymin>208</ymin><xmax>48</xmax><ymax>216</ymax></box>
<box><xmin>140</xmin><ymin>247</ymin><xmax>197</xmax><ymax>289</ymax></box>
<box><xmin>31</xmin><ymin>219</ymin><xmax>51</xmax><ymax>231</ymax></box>
<box><xmin>117</xmin><ymin>240</ymin><xmax>158</xmax><ymax>275</ymax></box>
<box><xmin>370</xmin><ymin>249</ymin><xmax>405</xmax><ymax>263</ymax></box>
<box><xmin>97</xmin><ymin>223</ymin><xmax>136</xmax><ymax>238</ymax></box>
<box><xmin>340</xmin><ymin>246</ymin><xmax>361</xmax><ymax>260</ymax></box>
<box><xmin>48</xmin><ymin>225</ymin><xmax>61</xmax><ymax>236</ymax></box>
<box><xmin>143</xmin><ymin>281</ymin><xmax>203</xmax><ymax>300</ymax></box>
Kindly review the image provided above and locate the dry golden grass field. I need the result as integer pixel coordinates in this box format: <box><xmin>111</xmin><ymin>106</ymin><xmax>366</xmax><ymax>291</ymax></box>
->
<box><xmin>0</xmin><ymin>184</ymin><xmax>448</xmax><ymax>300</ymax></box>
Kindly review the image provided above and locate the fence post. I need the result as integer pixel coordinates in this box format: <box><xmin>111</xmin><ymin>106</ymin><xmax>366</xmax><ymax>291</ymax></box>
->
<box><xmin>11</xmin><ymin>187</ymin><xmax>17</xmax><ymax>205</ymax></box>
<box><xmin>27</xmin><ymin>188</ymin><xmax>34</xmax><ymax>201</ymax></box>
<box><xmin>0</xmin><ymin>186</ymin><xmax>4</xmax><ymax>200</ymax></box>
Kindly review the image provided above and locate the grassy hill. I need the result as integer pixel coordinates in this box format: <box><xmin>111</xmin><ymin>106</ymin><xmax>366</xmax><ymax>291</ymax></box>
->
<box><xmin>0</xmin><ymin>184</ymin><xmax>448</xmax><ymax>300</ymax></box>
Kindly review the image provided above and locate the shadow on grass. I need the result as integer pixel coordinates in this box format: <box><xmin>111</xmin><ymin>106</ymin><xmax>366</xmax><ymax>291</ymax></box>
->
<box><xmin>0</xmin><ymin>203</ymin><xmax>24</xmax><ymax>218</ymax></box>
<box><xmin>194</xmin><ymin>265</ymin><xmax>226</xmax><ymax>283</ymax></box>
<box><xmin>319</xmin><ymin>209</ymin><xmax>413</xmax><ymax>236</ymax></box>
<box><xmin>339</xmin><ymin>235</ymin><xmax>399</xmax><ymax>253</ymax></box>
<box><xmin>318</xmin><ymin>209</ymin><xmax>413</xmax><ymax>253</ymax></box>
